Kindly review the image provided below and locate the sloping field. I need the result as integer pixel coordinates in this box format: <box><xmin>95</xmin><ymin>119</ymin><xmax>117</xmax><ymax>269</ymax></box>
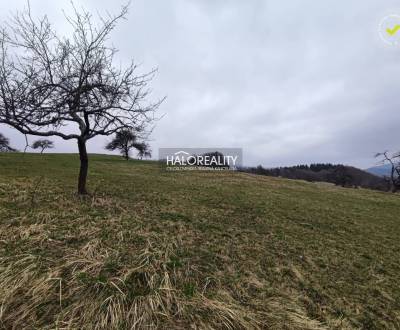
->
<box><xmin>0</xmin><ymin>154</ymin><xmax>399</xmax><ymax>329</ymax></box>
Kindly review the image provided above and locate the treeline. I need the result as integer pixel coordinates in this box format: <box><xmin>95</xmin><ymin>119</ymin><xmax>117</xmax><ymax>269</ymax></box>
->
<box><xmin>239</xmin><ymin>163</ymin><xmax>390</xmax><ymax>192</ymax></box>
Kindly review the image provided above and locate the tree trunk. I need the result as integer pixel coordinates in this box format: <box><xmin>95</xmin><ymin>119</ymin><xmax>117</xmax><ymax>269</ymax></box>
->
<box><xmin>77</xmin><ymin>138</ymin><xmax>89</xmax><ymax>195</ymax></box>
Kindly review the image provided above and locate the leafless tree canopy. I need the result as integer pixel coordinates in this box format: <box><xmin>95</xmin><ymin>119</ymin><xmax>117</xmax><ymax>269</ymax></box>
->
<box><xmin>137</xmin><ymin>143</ymin><xmax>151</xmax><ymax>159</ymax></box>
<box><xmin>105</xmin><ymin>129</ymin><xmax>149</xmax><ymax>160</ymax></box>
<box><xmin>0</xmin><ymin>3</ymin><xmax>163</xmax><ymax>193</ymax></box>
<box><xmin>0</xmin><ymin>132</ymin><xmax>16</xmax><ymax>152</ymax></box>
<box><xmin>375</xmin><ymin>151</ymin><xmax>400</xmax><ymax>192</ymax></box>
<box><xmin>32</xmin><ymin>139</ymin><xmax>54</xmax><ymax>153</ymax></box>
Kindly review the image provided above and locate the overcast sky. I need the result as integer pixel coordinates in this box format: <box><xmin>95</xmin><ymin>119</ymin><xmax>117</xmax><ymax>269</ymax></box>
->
<box><xmin>1</xmin><ymin>0</ymin><xmax>400</xmax><ymax>168</ymax></box>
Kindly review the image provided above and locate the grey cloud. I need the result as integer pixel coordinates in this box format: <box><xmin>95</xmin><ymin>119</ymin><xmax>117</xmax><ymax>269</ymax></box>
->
<box><xmin>0</xmin><ymin>0</ymin><xmax>399</xmax><ymax>168</ymax></box>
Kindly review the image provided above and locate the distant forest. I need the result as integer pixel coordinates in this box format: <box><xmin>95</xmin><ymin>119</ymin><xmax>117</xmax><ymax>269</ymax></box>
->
<box><xmin>239</xmin><ymin>163</ymin><xmax>389</xmax><ymax>192</ymax></box>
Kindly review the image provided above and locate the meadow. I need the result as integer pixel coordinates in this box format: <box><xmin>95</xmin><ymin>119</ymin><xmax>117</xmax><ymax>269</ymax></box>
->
<box><xmin>0</xmin><ymin>153</ymin><xmax>399</xmax><ymax>329</ymax></box>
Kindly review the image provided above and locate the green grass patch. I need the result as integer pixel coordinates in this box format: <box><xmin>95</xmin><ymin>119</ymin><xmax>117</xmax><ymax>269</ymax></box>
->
<box><xmin>0</xmin><ymin>153</ymin><xmax>399</xmax><ymax>329</ymax></box>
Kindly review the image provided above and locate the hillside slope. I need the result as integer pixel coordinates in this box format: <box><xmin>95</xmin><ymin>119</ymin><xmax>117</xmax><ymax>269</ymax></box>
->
<box><xmin>241</xmin><ymin>164</ymin><xmax>389</xmax><ymax>191</ymax></box>
<box><xmin>366</xmin><ymin>164</ymin><xmax>392</xmax><ymax>177</ymax></box>
<box><xmin>0</xmin><ymin>154</ymin><xmax>399</xmax><ymax>329</ymax></box>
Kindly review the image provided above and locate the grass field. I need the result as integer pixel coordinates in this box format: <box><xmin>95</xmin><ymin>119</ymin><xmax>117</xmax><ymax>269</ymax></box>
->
<box><xmin>0</xmin><ymin>153</ymin><xmax>399</xmax><ymax>329</ymax></box>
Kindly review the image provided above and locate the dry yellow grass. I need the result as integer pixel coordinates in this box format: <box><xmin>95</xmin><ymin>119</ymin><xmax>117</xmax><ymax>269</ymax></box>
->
<box><xmin>0</xmin><ymin>153</ymin><xmax>399</xmax><ymax>329</ymax></box>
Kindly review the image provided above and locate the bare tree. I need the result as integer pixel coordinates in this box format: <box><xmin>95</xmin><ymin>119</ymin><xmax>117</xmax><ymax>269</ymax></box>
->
<box><xmin>375</xmin><ymin>151</ymin><xmax>400</xmax><ymax>192</ymax></box>
<box><xmin>105</xmin><ymin>129</ymin><xmax>148</xmax><ymax>160</ymax></box>
<box><xmin>0</xmin><ymin>3</ymin><xmax>163</xmax><ymax>194</ymax></box>
<box><xmin>0</xmin><ymin>132</ymin><xmax>16</xmax><ymax>152</ymax></box>
<box><xmin>32</xmin><ymin>139</ymin><xmax>54</xmax><ymax>154</ymax></box>
<box><xmin>137</xmin><ymin>143</ymin><xmax>151</xmax><ymax>160</ymax></box>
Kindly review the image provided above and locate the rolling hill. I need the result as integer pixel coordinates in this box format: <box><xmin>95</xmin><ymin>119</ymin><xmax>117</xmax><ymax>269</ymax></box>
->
<box><xmin>241</xmin><ymin>164</ymin><xmax>389</xmax><ymax>191</ymax></box>
<box><xmin>0</xmin><ymin>153</ymin><xmax>399</xmax><ymax>329</ymax></box>
<box><xmin>366</xmin><ymin>164</ymin><xmax>392</xmax><ymax>177</ymax></box>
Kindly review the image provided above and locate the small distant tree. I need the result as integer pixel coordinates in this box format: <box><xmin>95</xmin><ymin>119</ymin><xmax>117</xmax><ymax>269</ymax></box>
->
<box><xmin>375</xmin><ymin>151</ymin><xmax>400</xmax><ymax>192</ymax></box>
<box><xmin>200</xmin><ymin>151</ymin><xmax>228</xmax><ymax>168</ymax></box>
<box><xmin>105</xmin><ymin>129</ymin><xmax>148</xmax><ymax>160</ymax></box>
<box><xmin>0</xmin><ymin>4</ymin><xmax>163</xmax><ymax>194</ymax></box>
<box><xmin>137</xmin><ymin>143</ymin><xmax>152</xmax><ymax>159</ymax></box>
<box><xmin>32</xmin><ymin>139</ymin><xmax>54</xmax><ymax>154</ymax></box>
<box><xmin>0</xmin><ymin>133</ymin><xmax>16</xmax><ymax>152</ymax></box>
